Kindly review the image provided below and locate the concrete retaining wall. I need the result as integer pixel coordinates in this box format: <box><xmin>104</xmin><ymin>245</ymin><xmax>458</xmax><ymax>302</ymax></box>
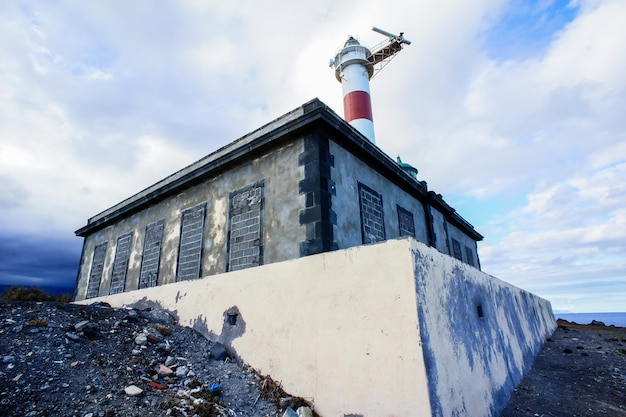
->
<box><xmin>76</xmin><ymin>238</ymin><xmax>555</xmax><ymax>416</ymax></box>
<box><xmin>412</xmin><ymin>244</ymin><xmax>555</xmax><ymax>416</ymax></box>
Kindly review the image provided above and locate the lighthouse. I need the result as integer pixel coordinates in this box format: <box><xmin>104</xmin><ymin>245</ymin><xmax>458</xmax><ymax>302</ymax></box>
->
<box><xmin>330</xmin><ymin>27</ymin><xmax>411</xmax><ymax>144</ymax></box>
<box><xmin>332</xmin><ymin>36</ymin><xmax>376</xmax><ymax>142</ymax></box>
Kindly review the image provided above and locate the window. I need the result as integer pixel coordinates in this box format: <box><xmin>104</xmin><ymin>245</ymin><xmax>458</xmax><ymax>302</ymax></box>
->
<box><xmin>465</xmin><ymin>246</ymin><xmax>475</xmax><ymax>267</ymax></box>
<box><xmin>358</xmin><ymin>182</ymin><xmax>385</xmax><ymax>244</ymax></box>
<box><xmin>397</xmin><ymin>205</ymin><xmax>415</xmax><ymax>238</ymax></box>
<box><xmin>109</xmin><ymin>232</ymin><xmax>133</xmax><ymax>294</ymax></box>
<box><xmin>176</xmin><ymin>203</ymin><xmax>206</xmax><ymax>281</ymax></box>
<box><xmin>451</xmin><ymin>238</ymin><xmax>463</xmax><ymax>261</ymax></box>
<box><xmin>86</xmin><ymin>242</ymin><xmax>107</xmax><ymax>299</ymax></box>
<box><xmin>228</xmin><ymin>181</ymin><xmax>264</xmax><ymax>271</ymax></box>
<box><xmin>139</xmin><ymin>220</ymin><xmax>165</xmax><ymax>289</ymax></box>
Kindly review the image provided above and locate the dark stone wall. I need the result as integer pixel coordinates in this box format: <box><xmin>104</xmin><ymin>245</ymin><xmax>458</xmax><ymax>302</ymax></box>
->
<box><xmin>298</xmin><ymin>131</ymin><xmax>337</xmax><ymax>256</ymax></box>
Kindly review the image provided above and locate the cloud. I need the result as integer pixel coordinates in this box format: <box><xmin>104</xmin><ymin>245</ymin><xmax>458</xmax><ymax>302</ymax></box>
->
<box><xmin>480</xmin><ymin>160</ymin><xmax>626</xmax><ymax>311</ymax></box>
<box><xmin>0</xmin><ymin>0</ymin><xmax>623</xmax><ymax>311</ymax></box>
<box><xmin>0</xmin><ymin>233</ymin><xmax>80</xmax><ymax>289</ymax></box>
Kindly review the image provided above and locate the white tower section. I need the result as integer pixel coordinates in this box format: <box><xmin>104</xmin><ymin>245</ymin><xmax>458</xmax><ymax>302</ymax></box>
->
<box><xmin>332</xmin><ymin>37</ymin><xmax>376</xmax><ymax>143</ymax></box>
<box><xmin>330</xmin><ymin>28</ymin><xmax>411</xmax><ymax>145</ymax></box>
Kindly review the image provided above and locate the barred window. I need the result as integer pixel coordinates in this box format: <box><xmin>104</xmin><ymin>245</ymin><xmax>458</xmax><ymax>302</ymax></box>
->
<box><xmin>139</xmin><ymin>220</ymin><xmax>165</xmax><ymax>288</ymax></box>
<box><xmin>451</xmin><ymin>238</ymin><xmax>463</xmax><ymax>261</ymax></box>
<box><xmin>465</xmin><ymin>246</ymin><xmax>475</xmax><ymax>267</ymax></box>
<box><xmin>86</xmin><ymin>242</ymin><xmax>108</xmax><ymax>299</ymax></box>
<box><xmin>176</xmin><ymin>203</ymin><xmax>206</xmax><ymax>281</ymax></box>
<box><xmin>228</xmin><ymin>181</ymin><xmax>264</xmax><ymax>272</ymax></box>
<box><xmin>109</xmin><ymin>232</ymin><xmax>133</xmax><ymax>294</ymax></box>
<box><xmin>397</xmin><ymin>206</ymin><xmax>415</xmax><ymax>238</ymax></box>
<box><xmin>358</xmin><ymin>183</ymin><xmax>385</xmax><ymax>244</ymax></box>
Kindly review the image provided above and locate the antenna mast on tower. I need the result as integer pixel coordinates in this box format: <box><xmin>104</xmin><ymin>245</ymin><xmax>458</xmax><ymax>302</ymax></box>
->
<box><xmin>330</xmin><ymin>27</ymin><xmax>411</xmax><ymax>144</ymax></box>
<box><xmin>369</xmin><ymin>27</ymin><xmax>412</xmax><ymax>77</ymax></box>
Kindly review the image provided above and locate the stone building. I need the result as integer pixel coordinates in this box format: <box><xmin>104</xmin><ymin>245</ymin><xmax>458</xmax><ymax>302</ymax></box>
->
<box><xmin>74</xmin><ymin>98</ymin><xmax>483</xmax><ymax>300</ymax></box>
<box><xmin>73</xmin><ymin>98</ymin><xmax>556</xmax><ymax>417</ymax></box>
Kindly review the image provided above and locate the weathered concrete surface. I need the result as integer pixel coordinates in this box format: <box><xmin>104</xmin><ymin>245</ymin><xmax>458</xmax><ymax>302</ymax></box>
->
<box><xmin>412</xmin><ymin>241</ymin><xmax>556</xmax><ymax>417</ymax></box>
<box><xmin>74</xmin><ymin>139</ymin><xmax>305</xmax><ymax>300</ymax></box>
<box><xmin>76</xmin><ymin>238</ymin><xmax>554</xmax><ymax>417</ymax></box>
<box><xmin>330</xmin><ymin>140</ymin><xmax>430</xmax><ymax>247</ymax></box>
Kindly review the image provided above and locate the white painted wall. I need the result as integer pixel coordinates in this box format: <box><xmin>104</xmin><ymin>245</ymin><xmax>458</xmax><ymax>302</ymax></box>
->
<box><xmin>411</xmin><ymin>239</ymin><xmax>556</xmax><ymax>416</ymax></box>
<box><xmin>77</xmin><ymin>238</ymin><xmax>555</xmax><ymax>417</ymax></box>
<box><xmin>77</xmin><ymin>239</ymin><xmax>432</xmax><ymax>417</ymax></box>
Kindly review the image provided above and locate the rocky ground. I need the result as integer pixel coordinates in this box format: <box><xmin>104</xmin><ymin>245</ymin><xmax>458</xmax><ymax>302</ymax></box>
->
<box><xmin>501</xmin><ymin>319</ymin><xmax>626</xmax><ymax>417</ymax></box>
<box><xmin>1</xmin><ymin>301</ymin><xmax>624</xmax><ymax>417</ymax></box>
<box><xmin>0</xmin><ymin>301</ymin><xmax>313</xmax><ymax>417</ymax></box>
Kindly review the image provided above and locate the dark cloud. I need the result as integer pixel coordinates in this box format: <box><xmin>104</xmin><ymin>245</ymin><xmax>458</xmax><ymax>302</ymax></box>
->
<box><xmin>0</xmin><ymin>232</ymin><xmax>81</xmax><ymax>291</ymax></box>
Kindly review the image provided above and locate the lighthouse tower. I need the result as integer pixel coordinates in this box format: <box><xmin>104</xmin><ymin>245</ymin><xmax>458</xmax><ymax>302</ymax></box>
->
<box><xmin>332</xmin><ymin>37</ymin><xmax>376</xmax><ymax>142</ymax></box>
<box><xmin>330</xmin><ymin>27</ymin><xmax>411</xmax><ymax>144</ymax></box>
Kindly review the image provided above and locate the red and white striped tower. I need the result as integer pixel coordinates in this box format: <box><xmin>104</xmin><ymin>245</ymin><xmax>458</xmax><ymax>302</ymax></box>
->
<box><xmin>332</xmin><ymin>37</ymin><xmax>376</xmax><ymax>143</ymax></box>
<box><xmin>331</xmin><ymin>28</ymin><xmax>411</xmax><ymax>145</ymax></box>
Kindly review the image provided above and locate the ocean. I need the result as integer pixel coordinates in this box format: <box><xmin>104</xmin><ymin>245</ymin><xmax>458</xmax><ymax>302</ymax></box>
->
<box><xmin>555</xmin><ymin>312</ymin><xmax>626</xmax><ymax>327</ymax></box>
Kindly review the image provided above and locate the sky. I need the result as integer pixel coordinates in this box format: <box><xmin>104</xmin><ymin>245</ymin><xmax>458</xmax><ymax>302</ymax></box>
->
<box><xmin>0</xmin><ymin>0</ymin><xmax>624</xmax><ymax>312</ymax></box>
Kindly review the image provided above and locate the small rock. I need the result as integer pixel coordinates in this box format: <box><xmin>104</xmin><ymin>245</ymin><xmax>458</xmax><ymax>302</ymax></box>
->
<box><xmin>296</xmin><ymin>406</ymin><xmax>313</xmax><ymax>417</ymax></box>
<box><xmin>209</xmin><ymin>342</ymin><xmax>229</xmax><ymax>361</ymax></box>
<box><xmin>158</xmin><ymin>364</ymin><xmax>174</xmax><ymax>376</ymax></box>
<box><xmin>65</xmin><ymin>332</ymin><xmax>81</xmax><ymax>342</ymax></box>
<box><xmin>590</xmin><ymin>320</ymin><xmax>606</xmax><ymax>326</ymax></box>
<box><xmin>280</xmin><ymin>397</ymin><xmax>302</xmax><ymax>412</ymax></box>
<box><xmin>563</xmin><ymin>348</ymin><xmax>573</xmax><ymax>354</ymax></box>
<box><xmin>82</xmin><ymin>325</ymin><xmax>102</xmax><ymax>340</ymax></box>
<box><xmin>134</xmin><ymin>334</ymin><xmax>148</xmax><ymax>346</ymax></box>
<box><xmin>2</xmin><ymin>356</ymin><xmax>15</xmax><ymax>364</ymax></box>
<box><xmin>124</xmin><ymin>311</ymin><xmax>139</xmax><ymax>323</ymax></box>
<box><xmin>74</xmin><ymin>320</ymin><xmax>91</xmax><ymax>332</ymax></box>
<box><xmin>146</xmin><ymin>333</ymin><xmax>162</xmax><ymax>344</ymax></box>
<box><xmin>92</xmin><ymin>301</ymin><xmax>111</xmax><ymax>308</ymax></box>
<box><xmin>27</xmin><ymin>318</ymin><xmax>48</xmax><ymax>327</ymax></box>
<box><xmin>153</xmin><ymin>324</ymin><xmax>172</xmax><ymax>336</ymax></box>
<box><xmin>176</xmin><ymin>365</ymin><xmax>189</xmax><ymax>378</ymax></box>
<box><xmin>124</xmin><ymin>385</ymin><xmax>143</xmax><ymax>396</ymax></box>
<box><xmin>282</xmin><ymin>407</ymin><xmax>298</xmax><ymax>417</ymax></box>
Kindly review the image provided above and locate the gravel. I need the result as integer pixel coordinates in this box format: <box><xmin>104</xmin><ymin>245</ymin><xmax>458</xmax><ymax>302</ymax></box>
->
<box><xmin>501</xmin><ymin>319</ymin><xmax>626</xmax><ymax>417</ymax></box>
<box><xmin>0</xmin><ymin>301</ymin><xmax>312</xmax><ymax>417</ymax></box>
<box><xmin>6</xmin><ymin>301</ymin><xmax>621</xmax><ymax>417</ymax></box>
